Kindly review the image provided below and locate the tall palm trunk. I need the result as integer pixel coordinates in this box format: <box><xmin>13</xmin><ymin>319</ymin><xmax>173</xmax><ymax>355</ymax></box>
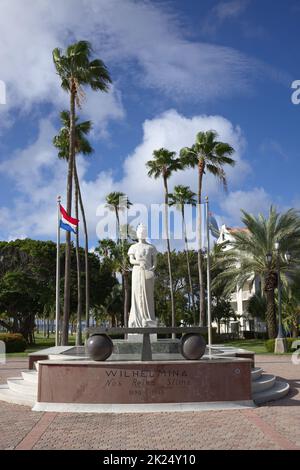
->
<box><xmin>163</xmin><ymin>176</ymin><xmax>175</xmax><ymax>331</ymax></box>
<box><xmin>75</xmin><ymin>177</ymin><xmax>82</xmax><ymax>346</ymax></box>
<box><xmin>182</xmin><ymin>207</ymin><xmax>196</xmax><ymax>324</ymax></box>
<box><xmin>74</xmin><ymin>162</ymin><xmax>90</xmax><ymax>340</ymax></box>
<box><xmin>197</xmin><ymin>159</ymin><xmax>205</xmax><ymax>326</ymax></box>
<box><xmin>292</xmin><ymin>319</ymin><xmax>299</xmax><ymax>338</ymax></box>
<box><xmin>62</xmin><ymin>88</ymin><xmax>76</xmax><ymax>345</ymax></box>
<box><xmin>265</xmin><ymin>289</ymin><xmax>277</xmax><ymax>339</ymax></box>
<box><xmin>115</xmin><ymin>206</ymin><xmax>128</xmax><ymax>331</ymax></box>
<box><xmin>115</xmin><ymin>207</ymin><xmax>120</xmax><ymax>243</ymax></box>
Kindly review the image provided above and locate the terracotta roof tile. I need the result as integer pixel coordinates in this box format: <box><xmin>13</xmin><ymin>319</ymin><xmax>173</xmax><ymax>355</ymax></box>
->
<box><xmin>227</xmin><ymin>227</ymin><xmax>249</xmax><ymax>233</ymax></box>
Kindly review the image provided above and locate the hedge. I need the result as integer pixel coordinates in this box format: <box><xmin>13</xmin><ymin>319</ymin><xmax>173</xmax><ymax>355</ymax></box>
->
<box><xmin>243</xmin><ymin>331</ymin><xmax>268</xmax><ymax>340</ymax></box>
<box><xmin>0</xmin><ymin>333</ymin><xmax>27</xmax><ymax>352</ymax></box>
<box><xmin>265</xmin><ymin>337</ymin><xmax>300</xmax><ymax>353</ymax></box>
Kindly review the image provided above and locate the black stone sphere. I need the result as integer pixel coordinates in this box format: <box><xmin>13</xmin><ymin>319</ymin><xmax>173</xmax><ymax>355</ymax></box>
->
<box><xmin>86</xmin><ymin>334</ymin><xmax>113</xmax><ymax>361</ymax></box>
<box><xmin>180</xmin><ymin>333</ymin><xmax>206</xmax><ymax>360</ymax></box>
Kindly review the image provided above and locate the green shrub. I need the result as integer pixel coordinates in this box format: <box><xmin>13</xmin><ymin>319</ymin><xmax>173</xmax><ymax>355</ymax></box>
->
<box><xmin>253</xmin><ymin>332</ymin><xmax>268</xmax><ymax>340</ymax></box>
<box><xmin>194</xmin><ymin>328</ymin><xmax>218</xmax><ymax>345</ymax></box>
<box><xmin>0</xmin><ymin>333</ymin><xmax>26</xmax><ymax>352</ymax></box>
<box><xmin>242</xmin><ymin>331</ymin><xmax>254</xmax><ymax>339</ymax></box>
<box><xmin>265</xmin><ymin>337</ymin><xmax>300</xmax><ymax>353</ymax></box>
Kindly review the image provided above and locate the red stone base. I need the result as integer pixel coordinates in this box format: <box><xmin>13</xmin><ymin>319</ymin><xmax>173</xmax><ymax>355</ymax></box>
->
<box><xmin>37</xmin><ymin>358</ymin><xmax>252</xmax><ymax>404</ymax></box>
<box><xmin>29</xmin><ymin>355</ymin><xmax>48</xmax><ymax>370</ymax></box>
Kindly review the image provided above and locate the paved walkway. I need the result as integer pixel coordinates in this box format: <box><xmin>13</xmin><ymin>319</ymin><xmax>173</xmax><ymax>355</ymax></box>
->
<box><xmin>0</xmin><ymin>355</ymin><xmax>299</xmax><ymax>450</ymax></box>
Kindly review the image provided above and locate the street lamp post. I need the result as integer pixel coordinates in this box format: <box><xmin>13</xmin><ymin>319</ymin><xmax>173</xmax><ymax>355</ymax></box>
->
<box><xmin>274</xmin><ymin>241</ymin><xmax>287</xmax><ymax>354</ymax></box>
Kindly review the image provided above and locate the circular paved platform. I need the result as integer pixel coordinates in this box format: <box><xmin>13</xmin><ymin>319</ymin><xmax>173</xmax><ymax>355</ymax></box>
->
<box><xmin>0</xmin><ymin>355</ymin><xmax>299</xmax><ymax>450</ymax></box>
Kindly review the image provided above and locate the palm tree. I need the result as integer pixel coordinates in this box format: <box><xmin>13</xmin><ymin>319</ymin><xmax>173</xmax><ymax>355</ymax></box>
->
<box><xmin>53</xmin><ymin>111</ymin><xmax>93</xmax><ymax>345</ymax></box>
<box><xmin>97</xmin><ymin>238</ymin><xmax>116</xmax><ymax>262</ymax></box>
<box><xmin>247</xmin><ymin>293</ymin><xmax>267</xmax><ymax>321</ymax></box>
<box><xmin>281</xmin><ymin>284</ymin><xmax>300</xmax><ymax>338</ymax></box>
<box><xmin>105</xmin><ymin>192</ymin><xmax>132</xmax><ymax>242</ymax></box>
<box><xmin>104</xmin><ymin>194</ymin><xmax>132</xmax><ymax>327</ymax></box>
<box><xmin>96</xmin><ymin>238</ymin><xmax>131</xmax><ymax>328</ymax></box>
<box><xmin>213</xmin><ymin>207</ymin><xmax>300</xmax><ymax>339</ymax></box>
<box><xmin>74</xmin><ymin>178</ymin><xmax>82</xmax><ymax>345</ymax></box>
<box><xmin>117</xmin><ymin>239</ymin><xmax>132</xmax><ymax>330</ymax></box>
<box><xmin>180</xmin><ymin>130</ymin><xmax>235</xmax><ymax>326</ymax></box>
<box><xmin>168</xmin><ymin>185</ymin><xmax>197</xmax><ymax>322</ymax></box>
<box><xmin>146</xmin><ymin>148</ymin><xmax>182</xmax><ymax>331</ymax></box>
<box><xmin>96</xmin><ymin>284</ymin><xmax>123</xmax><ymax>327</ymax></box>
<box><xmin>53</xmin><ymin>40</ymin><xmax>112</xmax><ymax>345</ymax></box>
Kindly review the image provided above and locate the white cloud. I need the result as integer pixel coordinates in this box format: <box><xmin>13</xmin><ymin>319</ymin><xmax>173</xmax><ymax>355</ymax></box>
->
<box><xmin>90</xmin><ymin>0</ymin><xmax>268</xmax><ymax>100</ymax></box>
<box><xmin>220</xmin><ymin>187</ymin><xmax>272</xmax><ymax>225</ymax></box>
<box><xmin>0</xmin><ymin>0</ymin><xmax>125</xmax><ymax>134</ymax></box>
<box><xmin>0</xmin><ymin>109</ymin><xmax>252</xmax><ymax>245</ymax></box>
<box><xmin>0</xmin><ymin>0</ymin><xmax>284</xmax><ymax>129</ymax></box>
<box><xmin>0</xmin><ymin>119</ymin><xmax>59</xmax><ymax>193</ymax></box>
<box><xmin>202</xmin><ymin>0</ymin><xmax>250</xmax><ymax>36</ymax></box>
<box><xmin>0</xmin><ymin>0</ymin><xmax>292</xmax><ymax>248</ymax></box>
<box><xmin>121</xmin><ymin>109</ymin><xmax>249</xmax><ymax>204</ymax></box>
<box><xmin>214</xmin><ymin>0</ymin><xmax>250</xmax><ymax>21</ymax></box>
<box><xmin>81</xmin><ymin>86</ymin><xmax>125</xmax><ymax>138</ymax></box>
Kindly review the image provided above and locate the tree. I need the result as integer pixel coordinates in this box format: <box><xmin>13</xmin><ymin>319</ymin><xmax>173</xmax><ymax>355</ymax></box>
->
<box><xmin>0</xmin><ymin>239</ymin><xmax>116</xmax><ymax>343</ymax></box>
<box><xmin>213</xmin><ymin>207</ymin><xmax>300</xmax><ymax>338</ymax></box>
<box><xmin>104</xmin><ymin>193</ymin><xmax>132</xmax><ymax>327</ymax></box>
<box><xmin>96</xmin><ymin>238</ymin><xmax>117</xmax><ymax>273</ymax></box>
<box><xmin>0</xmin><ymin>272</ymin><xmax>40</xmax><ymax>344</ymax></box>
<box><xmin>53</xmin><ymin>40</ymin><xmax>111</xmax><ymax>345</ymax></box>
<box><xmin>180</xmin><ymin>131</ymin><xmax>235</xmax><ymax>326</ymax></box>
<box><xmin>211</xmin><ymin>298</ymin><xmax>235</xmax><ymax>335</ymax></box>
<box><xmin>94</xmin><ymin>284</ymin><xmax>123</xmax><ymax>327</ymax></box>
<box><xmin>168</xmin><ymin>185</ymin><xmax>197</xmax><ymax>322</ymax></box>
<box><xmin>155</xmin><ymin>251</ymin><xmax>187</xmax><ymax>326</ymax></box>
<box><xmin>146</xmin><ymin>148</ymin><xmax>182</xmax><ymax>331</ymax></box>
<box><xmin>53</xmin><ymin>110</ymin><xmax>93</xmax><ymax>345</ymax></box>
<box><xmin>105</xmin><ymin>192</ymin><xmax>132</xmax><ymax>242</ymax></box>
<box><xmin>0</xmin><ymin>238</ymin><xmax>57</xmax><ymax>314</ymax></box>
<box><xmin>0</xmin><ymin>239</ymin><xmax>57</xmax><ymax>344</ymax></box>
<box><xmin>247</xmin><ymin>293</ymin><xmax>267</xmax><ymax>321</ymax></box>
<box><xmin>281</xmin><ymin>284</ymin><xmax>300</xmax><ymax>338</ymax></box>
<box><xmin>96</xmin><ymin>238</ymin><xmax>131</xmax><ymax>328</ymax></box>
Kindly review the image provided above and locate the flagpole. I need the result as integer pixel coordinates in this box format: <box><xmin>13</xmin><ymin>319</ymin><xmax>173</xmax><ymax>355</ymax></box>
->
<box><xmin>55</xmin><ymin>195</ymin><xmax>61</xmax><ymax>347</ymax></box>
<box><xmin>205</xmin><ymin>196</ymin><xmax>212</xmax><ymax>355</ymax></box>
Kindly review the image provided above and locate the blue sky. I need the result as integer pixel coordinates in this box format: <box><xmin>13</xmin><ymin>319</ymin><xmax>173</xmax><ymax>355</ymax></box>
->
<box><xmin>0</xmin><ymin>0</ymin><xmax>299</xmax><ymax>248</ymax></box>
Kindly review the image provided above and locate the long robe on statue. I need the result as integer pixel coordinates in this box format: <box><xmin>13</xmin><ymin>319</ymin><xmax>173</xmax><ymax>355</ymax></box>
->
<box><xmin>128</xmin><ymin>242</ymin><xmax>157</xmax><ymax>328</ymax></box>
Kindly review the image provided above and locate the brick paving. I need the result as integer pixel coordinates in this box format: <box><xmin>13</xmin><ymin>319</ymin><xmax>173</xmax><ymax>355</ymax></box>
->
<box><xmin>0</xmin><ymin>401</ymin><xmax>42</xmax><ymax>450</ymax></box>
<box><xmin>0</xmin><ymin>358</ymin><xmax>28</xmax><ymax>385</ymax></box>
<box><xmin>0</xmin><ymin>355</ymin><xmax>299</xmax><ymax>450</ymax></box>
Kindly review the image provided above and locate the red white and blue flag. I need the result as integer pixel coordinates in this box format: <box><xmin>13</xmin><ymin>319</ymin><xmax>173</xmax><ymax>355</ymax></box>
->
<box><xmin>59</xmin><ymin>204</ymin><xmax>79</xmax><ymax>234</ymax></box>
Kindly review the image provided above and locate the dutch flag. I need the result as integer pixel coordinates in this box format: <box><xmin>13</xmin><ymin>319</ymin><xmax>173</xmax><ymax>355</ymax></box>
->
<box><xmin>60</xmin><ymin>204</ymin><xmax>79</xmax><ymax>234</ymax></box>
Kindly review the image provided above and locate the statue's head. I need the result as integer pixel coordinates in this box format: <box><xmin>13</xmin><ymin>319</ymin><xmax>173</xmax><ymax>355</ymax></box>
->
<box><xmin>136</xmin><ymin>223</ymin><xmax>147</xmax><ymax>241</ymax></box>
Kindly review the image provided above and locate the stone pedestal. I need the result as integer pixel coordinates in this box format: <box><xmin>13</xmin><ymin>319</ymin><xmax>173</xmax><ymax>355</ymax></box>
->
<box><xmin>36</xmin><ymin>357</ymin><xmax>252</xmax><ymax>405</ymax></box>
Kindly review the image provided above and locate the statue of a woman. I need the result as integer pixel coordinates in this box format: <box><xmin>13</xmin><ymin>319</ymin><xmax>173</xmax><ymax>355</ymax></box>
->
<box><xmin>128</xmin><ymin>224</ymin><xmax>157</xmax><ymax>328</ymax></box>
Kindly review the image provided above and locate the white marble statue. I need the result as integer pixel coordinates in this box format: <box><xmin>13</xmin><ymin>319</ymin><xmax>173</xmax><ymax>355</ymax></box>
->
<box><xmin>128</xmin><ymin>224</ymin><xmax>157</xmax><ymax>328</ymax></box>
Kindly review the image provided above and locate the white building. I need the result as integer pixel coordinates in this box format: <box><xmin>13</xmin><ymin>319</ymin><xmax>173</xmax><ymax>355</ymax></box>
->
<box><xmin>215</xmin><ymin>224</ymin><xmax>266</xmax><ymax>336</ymax></box>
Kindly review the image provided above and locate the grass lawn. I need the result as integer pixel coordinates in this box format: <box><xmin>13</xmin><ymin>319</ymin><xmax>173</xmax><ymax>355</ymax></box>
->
<box><xmin>225</xmin><ymin>338</ymin><xmax>294</xmax><ymax>355</ymax></box>
<box><xmin>6</xmin><ymin>333</ymin><xmax>76</xmax><ymax>358</ymax></box>
<box><xmin>224</xmin><ymin>339</ymin><xmax>269</xmax><ymax>354</ymax></box>
<box><xmin>6</xmin><ymin>335</ymin><xmax>292</xmax><ymax>358</ymax></box>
